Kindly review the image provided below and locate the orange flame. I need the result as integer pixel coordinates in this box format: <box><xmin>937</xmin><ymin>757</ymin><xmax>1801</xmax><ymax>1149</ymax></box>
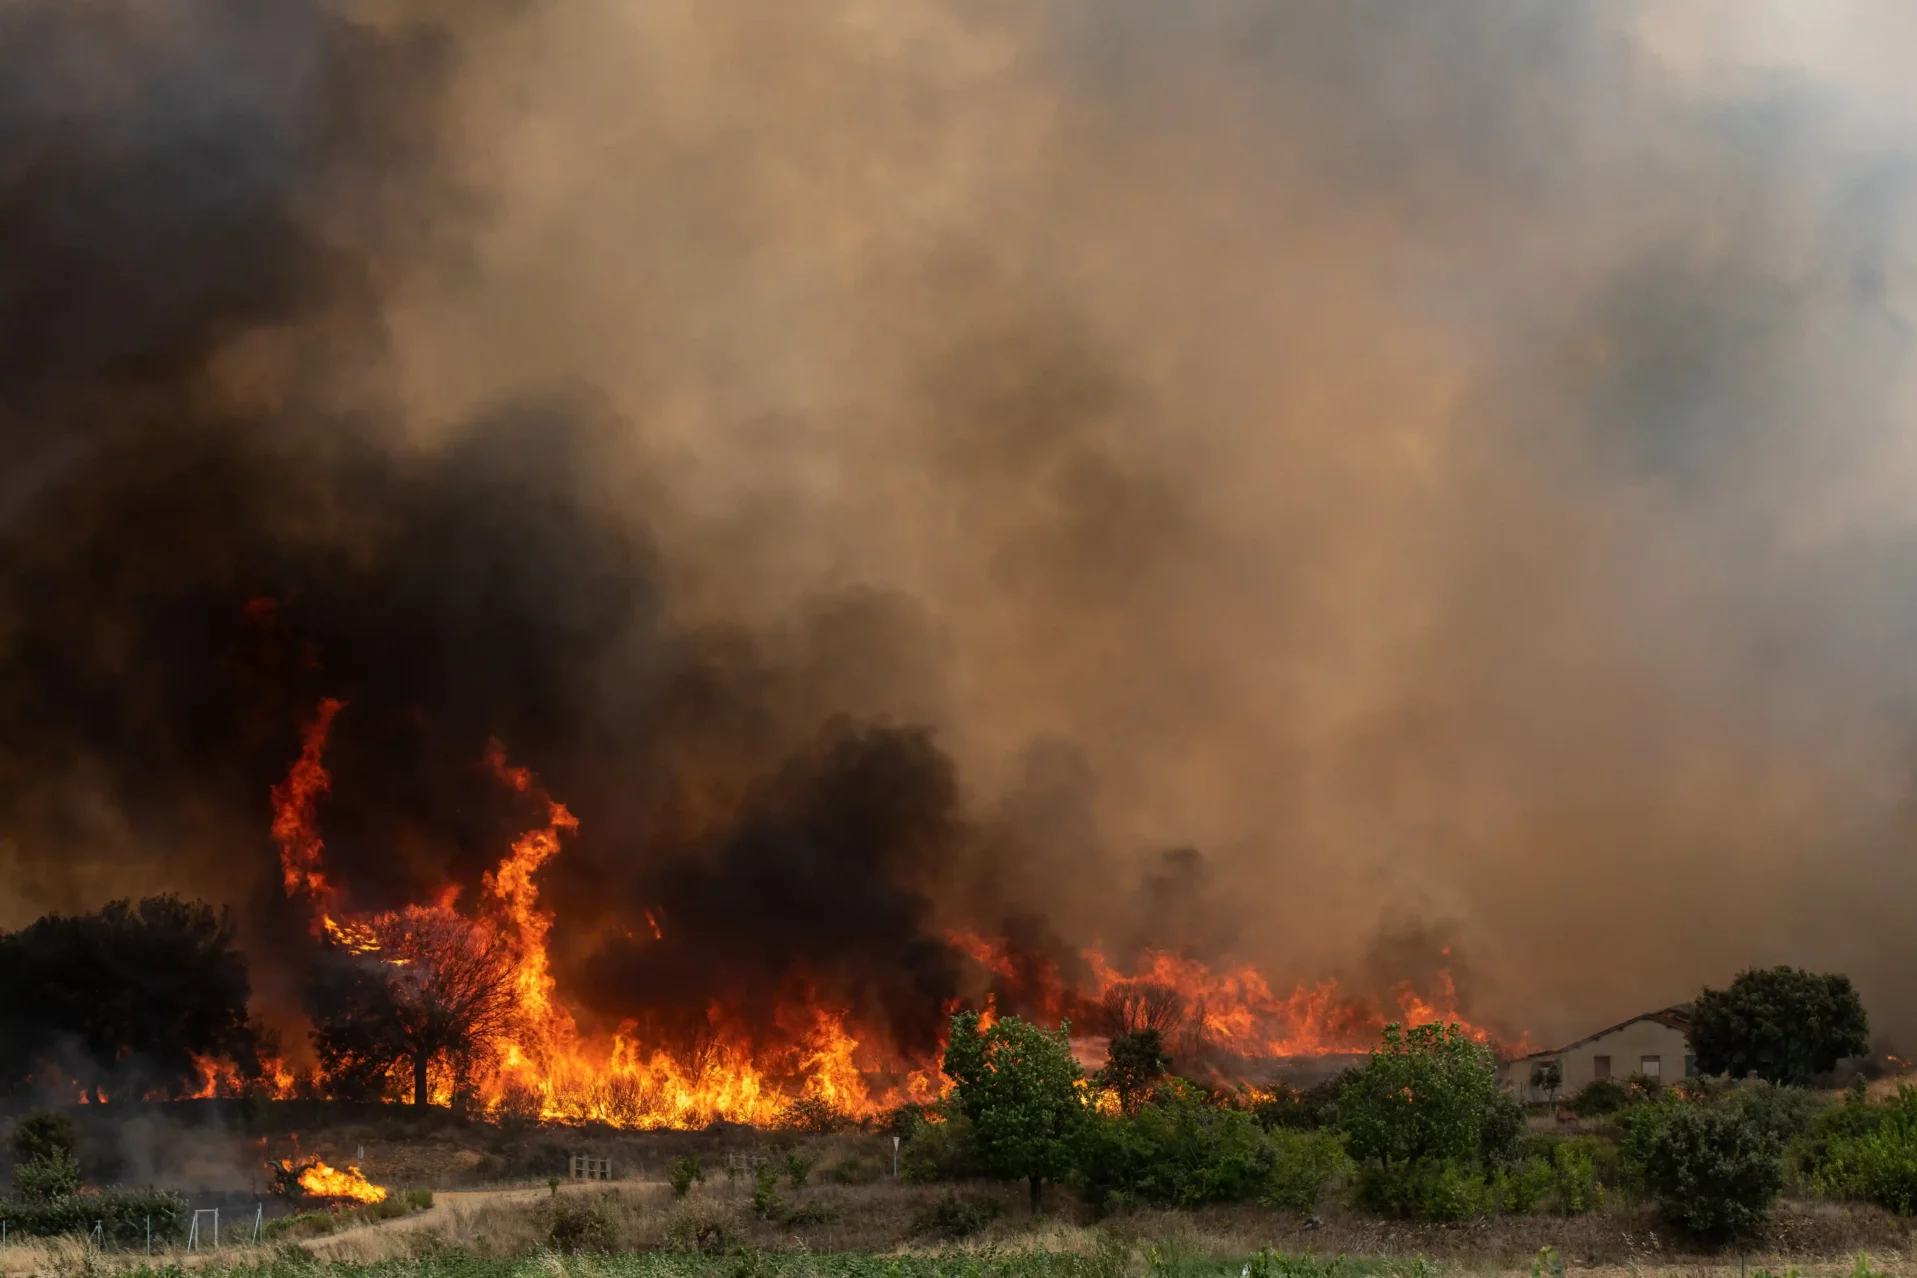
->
<box><xmin>272</xmin><ymin>698</ymin><xmax>344</xmax><ymax>913</ymax></box>
<box><xmin>295</xmin><ymin>1161</ymin><xmax>385</xmax><ymax>1203</ymax></box>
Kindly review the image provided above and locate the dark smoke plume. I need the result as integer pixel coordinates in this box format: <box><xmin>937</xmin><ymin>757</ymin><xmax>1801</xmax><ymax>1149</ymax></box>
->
<box><xmin>7</xmin><ymin>0</ymin><xmax>1917</xmax><ymax>1057</ymax></box>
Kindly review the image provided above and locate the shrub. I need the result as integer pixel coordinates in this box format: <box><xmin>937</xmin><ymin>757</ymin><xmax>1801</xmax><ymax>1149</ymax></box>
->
<box><xmin>1566</xmin><ymin>1078</ymin><xmax>1632</xmax><ymax>1117</ymax></box>
<box><xmin>750</xmin><ymin>1161</ymin><xmax>784</xmax><ymax>1220</ymax></box>
<box><xmin>1076</xmin><ymin>1081</ymin><xmax>1279</xmax><ymax>1209</ymax></box>
<box><xmin>911</xmin><ymin>1194</ymin><xmax>1002</xmax><ymax>1240</ymax></box>
<box><xmin>548</xmin><ymin>1197</ymin><xmax>617</xmax><ymax>1253</ymax></box>
<box><xmin>8</xmin><ymin>1111</ymin><xmax>77</xmax><ymax>1165</ymax></box>
<box><xmin>1733</xmin><ymin>1082</ymin><xmax>1824</xmax><ymax>1146</ymax></box>
<box><xmin>0</xmin><ymin>1189</ymin><xmax>188</xmax><ymax>1246</ymax></box>
<box><xmin>783</xmin><ymin>1152</ymin><xmax>815</xmax><ymax>1188</ymax></box>
<box><xmin>1263</xmin><ymin>1128</ymin><xmax>1349</xmax><ymax>1212</ymax></box>
<box><xmin>668</xmin><ymin>1156</ymin><xmax>704</xmax><ymax>1197</ymax></box>
<box><xmin>900</xmin><ymin>1111</ymin><xmax>984</xmax><ymax>1182</ymax></box>
<box><xmin>1096</xmin><ymin>1029</ymin><xmax>1171</xmax><ymax>1114</ymax></box>
<box><xmin>1354</xmin><ymin>1158</ymin><xmax>1495</xmax><ymax>1221</ymax></box>
<box><xmin>1812</xmin><ymin>1085</ymin><xmax>1917</xmax><ymax>1213</ymax></box>
<box><xmin>12</xmin><ymin>1150</ymin><xmax>80</xmax><ymax>1200</ymax></box>
<box><xmin>1253</xmin><ymin>1072</ymin><xmax>1354</xmax><ymax>1132</ymax></box>
<box><xmin>828</xmin><ymin>1155</ymin><xmax>882</xmax><ymax>1185</ymax></box>
<box><xmin>1638</xmin><ymin>1100</ymin><xmax>1783</xmax><ymax>1238</ymax></box>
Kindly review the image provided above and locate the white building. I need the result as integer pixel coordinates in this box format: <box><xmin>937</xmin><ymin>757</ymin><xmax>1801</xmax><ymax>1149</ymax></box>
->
<box><xmin>1503</xmin><ymin>1005</ymin><xmax>1695</xmax><ymax>1102</ymax></box>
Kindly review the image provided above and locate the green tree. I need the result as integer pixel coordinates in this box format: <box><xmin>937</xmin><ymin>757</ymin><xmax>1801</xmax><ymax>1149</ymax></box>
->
<box><xmin>1096</xmin><ymin>1028</ymin><xmax>1171</xmax><ymax>1115</ymax></box>
<box><xmin>941</xmin><ymin>1010</ymin><xmax>1088</xmax><ymax>1211</ymax></box>
<box><xmin>9</xmin><ymin>1110</ymin><xmax>77</xmax><ymax>1165</ymax></box>
<box><xmin>1691</xmin><ymin>968</ymin><xmax>1870</xmax><ymax>1086</ymax></box>
<box><xmin>1338</xmin><ymin>1022</ymin><xmax>1509</xmax><ymax>1166</ymax></box>
<box><xmin>1529</xmin><ymin>1059</ymin><xmax>1563</xmax><ymax>1108</ymax></box>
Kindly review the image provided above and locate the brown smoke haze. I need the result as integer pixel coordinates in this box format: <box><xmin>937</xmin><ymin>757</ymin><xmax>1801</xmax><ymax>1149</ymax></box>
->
<box><xmin>6</xmin><ymin>0</ymin><xmax>1917</xmax><ymax>1052</ymax></box>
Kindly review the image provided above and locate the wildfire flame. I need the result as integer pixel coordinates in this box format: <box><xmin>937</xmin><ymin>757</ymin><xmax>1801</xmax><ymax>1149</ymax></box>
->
<box><xmin>264</xmin><ymin>699</ymin><xmax>1524</xmax><ymax>1127</ymax></box>
<box><xmin>295</xmin><ymin>1161</ymin><xmax>386</xmax><ymax>1204</ymax></box>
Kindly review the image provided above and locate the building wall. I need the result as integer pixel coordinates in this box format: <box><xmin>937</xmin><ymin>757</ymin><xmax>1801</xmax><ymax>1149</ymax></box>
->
<box><xmin>1504</xmin><ymin>1019</ymin><xmax>1694</xmax><ymax>1102</ymax></box>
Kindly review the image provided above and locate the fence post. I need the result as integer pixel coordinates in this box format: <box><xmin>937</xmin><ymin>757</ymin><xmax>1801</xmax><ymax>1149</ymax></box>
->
<box><xmin>147</xmin><ymin>1215</ymin><xmax>152</xmax><ymax>1254</ymax></box>
<box><xmin>253</xmin><ymin>1202</ymin><xmax>263</xmax><ymax>1244</ymax></box>
<box><xmin>213</xmin><ymin>1206</ymin><xmax>220</xmax><ymax>1249</ymax></box>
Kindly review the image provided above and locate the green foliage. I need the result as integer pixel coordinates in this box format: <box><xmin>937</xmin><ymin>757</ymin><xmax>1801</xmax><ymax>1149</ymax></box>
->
<box><xmin>1263</xmin><ymin>1129</ymin><xmax>1350</xmax><ymax>1212</ymax></box>
<box><xmin>941</xmin><ymin>1010</ymin><xmax>1088</xmax><ymax>1207</ymax></box>
<box><xmin>910</xmin><ymin>1194</ymin><xmax>1003</xmax><ymax>1240</ymax></box>
<box><xmin>1635</xmin><ymin>1098</ymin><xmax>1783</xmax><ymax>1237</ymax></box>
<box><xmin>0</xmin><ymin>1188</ymin><xmax>187</xmax><ymax>1245</ymax></box>
<box><xmin>1075</xmin><ymin>1080</ymin><xmax>1287</xmax><ymax>1209</ymax></box>
<box><xmin>8</xmin><ymin>1110</ymin><xmax>77</xmax><ymax>1165</ymax></box>
<box><xmin>1810</xmin><ymin>1085</ymin><xmax>1917</xmax><ymax>1213</ymax></box>
<box><xmin>668</xmin><ymin>1156</ymin><xmax>704</xmax><ymax>1197</ymax></box>
<box><xmin>1354</xmin><ymin>1158</ymin><xmax>1496</xmax><ymax>1221</ymax></box>
<box><xmin>1732</xmin><ymin>1081</ymin><xmax>1824</xmax><ymax>1146</ymax></box>
<box><xmin>1486</xmin><ymin>1138</ymin><xmax>1607</xmax><ymax>1215</ymax></box>
<box><xmin>1565</xmin><ymin>1078</ymin><xmax>1631</xmax><ymax>1117</ymax></box>
<box><xmin>1096</xmin><ymin>1029</ymin><xmax>1171</xmax><ymax>1114</ymax></box>
<box><xmin>12</xmin><ymin>1149</ymin><xmax>81</xmax><ymax>1200</ymax></box>
<box><xmin>750</xmin><ymin>1161</ymin><xmax>784</xmax><ymax>1220</ymax></box>
<box><xmin>784</xmin><ymin>1152</ymin><xmax>816</xmax><ymax>1188</ymax></box>
<box><xmin>1692</xmin><ymin>967</ymin><xmax>1871</xmax><ymax>1086</ymax></box>
<box><xmin>1337</xmin><ymin>1022</ymin><xmax>1508</xmax><ymax>1166</ymax></box>
<box><xmin>1253</xmin><ymin>1074</ymin><xmax>1351</xmax><ymax>1131</ymax></box>
<box><xmin>899</xmin><ymin>1111</ymin><xmax>985</xmax><ymax>1182</ymax></box>
<box><xmin>548</xmin><ymin>1196</ymin><xmax>617</xmax><ymax>1253</ymax></box>
<box><xmin>1528</xmin><ymin>1059</ymin><xmax>1563</xmax><ymax>1099</ymax></box>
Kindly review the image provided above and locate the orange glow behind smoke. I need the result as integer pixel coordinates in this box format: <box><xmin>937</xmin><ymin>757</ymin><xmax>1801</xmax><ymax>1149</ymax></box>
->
<box><xmin>265</xmin><ymin>700</ymin><xmax>1523</xmax><ymax>1127</ymax></box>
<box><xmin>295</xmin><ymin>1161</ymin><xmax>385</xmax><ymax>1203</ymax></box>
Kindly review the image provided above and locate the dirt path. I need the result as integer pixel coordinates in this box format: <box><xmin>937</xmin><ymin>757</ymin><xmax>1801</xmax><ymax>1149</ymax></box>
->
<box><xmin>303</xmin><ymin>1179</ymin><xmax>656</xmax><ymax>1262</ymax></box>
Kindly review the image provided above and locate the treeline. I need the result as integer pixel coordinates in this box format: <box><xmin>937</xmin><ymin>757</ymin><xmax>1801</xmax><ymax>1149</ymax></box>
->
<box><xmin>0</xmin><ymin>896</ymin><xmax>260</xmax><ymax>1100</ymax></box>
<box><xmin>889</xmin><ymin>968</ymin><xmax>1902</xmax><ymax>1241</ymax></box>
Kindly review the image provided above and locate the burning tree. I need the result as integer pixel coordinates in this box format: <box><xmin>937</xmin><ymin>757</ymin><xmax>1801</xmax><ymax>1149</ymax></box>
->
<box><xmin>307</xmin><ymin>906</ymin><xmax>520</xmax><ymax>1109</ymax></box>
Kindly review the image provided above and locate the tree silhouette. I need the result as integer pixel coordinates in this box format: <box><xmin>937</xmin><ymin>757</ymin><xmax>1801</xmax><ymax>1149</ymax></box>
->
<box><xmin>307</xmin><ymin>906</ymin><xmax>519</xmax><ymax>1108</ymax></box>
<box><xmin>0</xmin><ymin>896</ymin><xmax>257</xmax><ymax>1099</ymax></box>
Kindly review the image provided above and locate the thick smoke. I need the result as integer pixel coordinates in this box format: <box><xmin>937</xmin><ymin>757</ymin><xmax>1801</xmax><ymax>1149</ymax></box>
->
<box><xmin>6</xmin><ymin>0</ymin><xmax>1917</xmax><ymax>1054</ymax></box>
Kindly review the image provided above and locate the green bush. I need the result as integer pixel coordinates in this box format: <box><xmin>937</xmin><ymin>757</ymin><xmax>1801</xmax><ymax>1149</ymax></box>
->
<box><xmin>783</xmin><ymin>1152</ymin><xmax>816</xmax><ymax>1188</ymax></box>
<box><xmin>1636</xmin><ymin>1100</ymin><xmax>1783</xmax><ymax>1238</ymax></box>
<box><xmin>1338</xmin><ymin>1023</ymin><xmax>1508</xmax><ymax>1167</ymax></box>
<box><xmin>8</xmin><ymin>1111</ymin><xmax>77</xmax><ymax>1165</ymax></box>
<box><xmin>751</xmin><ymin>1161</ymin><xmax>784</xmax><ymax>1220</ymax></box>
<box><xmin>668</xmin><ymin>1156</ymin><xmax>704</xmax><ymax>1197</ymax></box>
<box><xmin>1263</xmin><ymin>1129</ymin><xmax>1348</xmax><ymax>1212</ymax></box>
<box><xmin>1566</xmin><ymin>1078</ymin><xmax>1632</xmax><ymax>1117</ymax></box>
<box><xmin>548</xmin><ymin>1197</ymin><xmax>617</xmax><ymax>1253</ymax></box>
<box><xmin>900</xmin><ymin>1111</ymin><xmax>985</xmax><ymax>1182</ymax></box>
<box><xmin>1075</xmin><ymin>1080</ymin><xmax>1282</xmax><ymax>1209</ymax></box>
<box><xmin>911</xmin><ymin>1194</ymin><xmax>1002</xmax><ymax>1240</ymax></box>
<box><xmin>0</xmin><ymin>1189</ymin><xmax>188</xmax><ymax>1245</ymax></box>
<box><xmin>1253</xmin><ymin>1073</ymin><xmax>1352</xmax><ymax>1131</ymax></box>
<box><xmin>1733</xmin><ymin>1082</ymin><xmax>1824</xmax><ymax>1145</ymax></box>
<box><xmin>776</xmin><ymin>1096</ymin><xmax>850</xmax><ymax>1134</ymax></box>
<box><xmin>12</xmin><ymin>1150</ymin><xmax>80</xmax><ymax>1201</ymax></box>
<box><xmin>1811</xmin><ymin>1085</ymin><xmax>1917</xmax><ymax>1213</ymax></box>
<box><xmin>1354</xmin><ymin>1158</ymin><xmax>1495</xmax><ymax>1221</ymax></box>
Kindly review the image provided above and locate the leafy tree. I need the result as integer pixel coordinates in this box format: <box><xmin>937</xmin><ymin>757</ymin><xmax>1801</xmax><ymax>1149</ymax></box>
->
<box><xmin>941</xmin><ymin>1010</ymin><xmax>1088</xmax><ymax>1211</ymax></box>
<box><xmin>1691</xmin><ymin>967</ymin><xmax>1869</xmax><ymax>1086</ymax></box>
<box><xmin>1096</xmin><ymin>1028</ymin><xmax>1170</xmax><ymax>1115</ymax></box>
<box><xmin>0</xmin><ymin>897</ymin><xmax>259</xmax><ymax>1099</ymax></box>
<box><xmin>307</xmin><ymin>906</ymin><xmax>519</xmax><ymax>1108</ymax></box>
<box><xmin>9</xmin><ymin>1110</ymin><xmax>77</xmax><ymax>1165</ymax></box>
<box><xmin>1076</xmin><ymin>1078</ymin><xmax>1277</xmax><ymax>1208</ymax></box>
<box><xmin>14</xmin><ymin>1149</ymin><xmax>81</xmax><ymax>1200</ymax></box>
<box><xmin>1338</xmin><ymin>1022</ymin><xmax>1509</xmax><ymax>1167</ymax></box>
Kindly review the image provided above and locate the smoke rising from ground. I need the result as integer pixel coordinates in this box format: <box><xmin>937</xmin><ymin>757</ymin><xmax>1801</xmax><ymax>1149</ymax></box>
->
<box><xmin>5</xmin><ymin>0</ymin><xmax>1917</xmax><ymax>1051</ymax></box>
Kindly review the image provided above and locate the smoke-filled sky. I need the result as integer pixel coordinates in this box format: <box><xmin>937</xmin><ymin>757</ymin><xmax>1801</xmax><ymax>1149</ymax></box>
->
<box><xmin>5</xmin><ymin>0</ymin><xmax>1917</xmax><ymax>1052</ymax></box>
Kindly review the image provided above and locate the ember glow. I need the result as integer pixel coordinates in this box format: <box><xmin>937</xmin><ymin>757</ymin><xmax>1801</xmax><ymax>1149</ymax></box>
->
<box><xmin>265</xmin><ymin>701</ymin><xmax>1522</xmax><ymax>1127</ymax></box>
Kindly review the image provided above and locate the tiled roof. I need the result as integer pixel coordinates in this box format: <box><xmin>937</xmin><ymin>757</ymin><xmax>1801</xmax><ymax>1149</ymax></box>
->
<box><xmin>1508</xmin><ymin>1004</ymin><xmax>1694</xmax><ymax>1062</ymax></box>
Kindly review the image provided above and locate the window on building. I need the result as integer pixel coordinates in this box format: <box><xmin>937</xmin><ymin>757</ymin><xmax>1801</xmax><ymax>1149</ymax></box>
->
<box><xmin>1593</xmin><ymin>1055</ymin><xmax>1611</xmax><ymax>1080</ymax></box>
<box><xmin>1640</xmin><ymin>1055</ymin><xmax>1661</xmax><ymax>1078</ymax></box>
<box><xmin>1685</xmin><ymin>1055</ymin><xmax>1698</xmax><ymax>1078</ymax></box>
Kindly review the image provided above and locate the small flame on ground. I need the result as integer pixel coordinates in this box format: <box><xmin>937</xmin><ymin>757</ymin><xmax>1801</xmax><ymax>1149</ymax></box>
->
<box><xmin>295</xmin><ymin>1161</ymin><xmax>386</xmax><ymax>1203</ymax></box>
